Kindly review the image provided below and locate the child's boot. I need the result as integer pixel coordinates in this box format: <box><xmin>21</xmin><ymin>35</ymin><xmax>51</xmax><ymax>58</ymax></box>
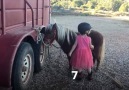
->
<box><xmin>87</xmin><ymin>72</ymin><xmax>93</xmax><ymax>81</ymax></box>
<box><xmin>75</xmin><ymin>72</ymin><xmax>84</xmax><ymax>81</ymax></box>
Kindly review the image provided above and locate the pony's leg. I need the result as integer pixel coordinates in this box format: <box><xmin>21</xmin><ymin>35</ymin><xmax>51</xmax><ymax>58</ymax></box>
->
<box><xmin>93</xmin><ymin>54</ymin><xmax>100</xmax><ymax>72</ymax></box>
<box><xmin>93</xmin><ymin>46</ymin><xmax>102</xmax><ymax>72</ymax></box>
<box><xmin>67</xmin><ymin>56</ymin><xmax>72</xmax><ymax>77</ymax></box>
<box><xmin>92</xmin><ymin>51</ymin><xmax>98</xmax><ymax>72</ymax></box>
<box><xmin>92</xmin><ymin>52</ymin><xmax>96</xmax><ymax>64</ymax></box>
<box><xmin>96</xmin><ymin>39</ymin><xmax>105</xmax><ymax>71</ymax></box>
<box><xmin>96</xmin><ymin>59</ymin><xmax>100</xmax><ymax>71</ymax></box>
<box><xmin>67</xmin><ymin>56</ymin><xmax>72</xmax><ymax>71</ymax></box>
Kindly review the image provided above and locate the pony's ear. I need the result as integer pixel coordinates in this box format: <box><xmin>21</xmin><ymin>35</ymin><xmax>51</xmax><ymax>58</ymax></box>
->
<box><xmin>40</xmin><ymin>27</ymin><xmax>46</xmax><ymax>34</ymax></box>
<box><xmin>52</xmin><ymin>23</ymin><xmax>57</xmax><ymax>31</ymax></box>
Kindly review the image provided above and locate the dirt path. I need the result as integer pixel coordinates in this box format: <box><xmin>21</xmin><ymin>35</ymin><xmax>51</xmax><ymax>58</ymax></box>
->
<box><xmin>29</xmin><ymin>15</ymin><xmax>129</xmax><ymax>90</ymax></box>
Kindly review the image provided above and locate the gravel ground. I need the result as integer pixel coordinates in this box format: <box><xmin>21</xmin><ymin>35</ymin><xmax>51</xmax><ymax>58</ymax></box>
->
<box><xmin>28</xmin><ymin>15</ymin><xmax>129</xmax><ymax>90</ymax></box>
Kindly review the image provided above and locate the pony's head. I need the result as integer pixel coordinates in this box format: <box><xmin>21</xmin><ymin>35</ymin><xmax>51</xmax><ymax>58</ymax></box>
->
<box><xmin>40</xmin><ymin>23</ymin><xmax>57</xmax><ymax>44</ymax></box>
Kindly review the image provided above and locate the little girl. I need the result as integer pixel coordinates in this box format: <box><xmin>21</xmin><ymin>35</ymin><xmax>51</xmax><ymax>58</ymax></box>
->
<box><xmin>69</xmin><ymin>22</ymin><xmax>94</xmax><ymax>81</ymax></box>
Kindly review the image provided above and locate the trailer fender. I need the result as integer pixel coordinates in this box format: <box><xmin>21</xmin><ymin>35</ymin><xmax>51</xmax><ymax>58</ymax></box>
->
<box><xmin>0</xmin><ymin>28</ymin><xmax>36</xmax><ymax>88</ymax></box>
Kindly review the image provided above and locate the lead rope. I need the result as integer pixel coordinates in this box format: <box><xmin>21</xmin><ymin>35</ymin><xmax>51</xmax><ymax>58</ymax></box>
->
<box><xmin>40</xmin><ymin>34</ymin><xmax>52</xmax><ymax>60</ymax></box>
<box><xmin>34</xmin><ymin>26</ymin><xmax>51</xmax><ymax>60</ymax></box>
<box><xmin>51</xmin><ymin>43</ymin><xmax>62</xmax><ymax>57</ymax></box>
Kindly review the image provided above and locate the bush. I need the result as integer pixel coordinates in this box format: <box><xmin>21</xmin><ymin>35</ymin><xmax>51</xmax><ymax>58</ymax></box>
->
<box><xmin>86</xmin><ymin>1</ymin><xmax>97</xmax><ymax>9</ymax></box>
<box><xmin>80</xmin><ymin>4</ymin><xmax>88</xmax><ymax>11</ymax></box>
<box><xmin>95</xmin><ymin>5</ymin><xmax>106</xmax><ymax>11</ymax></box>
<box><xmin>52</xmin><ymin>5</ymin><xmax>63</xmax><ymax>10</ymax></box>
<box><xmin>69</xmin><ymin>8</ymin><xmax>75</xmax><ymax>10</ymax></box>
<box><xmin>81</xmin><ymin>12</ymin><xmax>91</xmax><ymax>16</ymax></box>
<box><xmin>81</xmin><ymin>4</ymin><xmax>88</xmax><ymax>9</ymax></box>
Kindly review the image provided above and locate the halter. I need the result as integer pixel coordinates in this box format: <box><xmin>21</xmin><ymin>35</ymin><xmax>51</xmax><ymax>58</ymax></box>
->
<box><xmin>43</xmin><ymin>26</ymin><xmax>57</xmax><ymax>46</ymax></box>
<box><xmin>34</xmin><ymin>25</ymin><xmax>61</xmax><ymax>60</ymax></box>
<box><xmin>34</xmin><ymin>26</ymin><xmax>55</xmax><ymax>47</ymax></box>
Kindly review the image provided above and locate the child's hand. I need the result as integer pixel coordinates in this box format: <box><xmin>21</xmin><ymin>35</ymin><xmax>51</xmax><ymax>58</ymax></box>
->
<box><xmin>91</xmin><ymin>45</ymin><xmax>94</xmax><ymax>50</ymax></box>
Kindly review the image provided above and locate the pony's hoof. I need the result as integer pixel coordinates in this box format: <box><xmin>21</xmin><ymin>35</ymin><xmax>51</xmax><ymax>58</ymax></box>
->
<box><xmin>86</xmin><ymin>76</ymin><xmax>93</xmax><ymax>81</ymax></box>
<box><xmin>68</xmin><ymin>72</ymin><xmax>72</xmax><ymax>77</ymax></box>
<box><xmin>68</xmin><ymin>67</ymin><xmax>72</xmax><ymax>72</ymax></box>
<box><xmin>68</xmin><ymin>69</ymin><xmax>72</xmax><ymax>77</ymax></box>
<box><xmin>95</xmin><ymin>68</ymin><xmax>99</xmax><ymax>72</ymax></box>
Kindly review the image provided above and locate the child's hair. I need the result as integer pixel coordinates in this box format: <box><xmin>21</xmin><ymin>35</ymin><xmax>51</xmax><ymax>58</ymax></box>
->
<box><xmin>78</xmin><ymin>22</ymin><xmax>91</xmax><ymax>35</ymax></box>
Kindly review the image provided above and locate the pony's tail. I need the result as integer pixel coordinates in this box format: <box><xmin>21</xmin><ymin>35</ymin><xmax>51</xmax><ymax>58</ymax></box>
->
<box><xmin>99</xmin><ymin>38</ymin><xmax>105</xmax><ymax>66</ymax></box>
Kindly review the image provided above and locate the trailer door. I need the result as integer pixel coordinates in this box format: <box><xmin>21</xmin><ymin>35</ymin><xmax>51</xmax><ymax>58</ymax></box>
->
<box><xmin>43</xmin><ymin>0</ymin><xmax>50</xmax><ymax>26</ymax></box>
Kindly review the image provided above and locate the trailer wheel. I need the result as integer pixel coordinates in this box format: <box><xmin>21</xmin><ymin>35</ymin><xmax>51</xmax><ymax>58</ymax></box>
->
<box><xmin>12</xmin><ymin>42</ymin><xmax>34</xmax><ymax>90</ymax></box>
<box><xmin>34</xmin><ymin>42</ymin><xmax>47</xmax><ymax>72</ymax></box>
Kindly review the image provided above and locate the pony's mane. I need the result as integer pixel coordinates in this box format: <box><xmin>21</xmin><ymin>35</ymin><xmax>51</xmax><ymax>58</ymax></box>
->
<box><xmin>56</xmin><ymin>24</ymin><xmax>77</xmax><ymax>45</ymax></box>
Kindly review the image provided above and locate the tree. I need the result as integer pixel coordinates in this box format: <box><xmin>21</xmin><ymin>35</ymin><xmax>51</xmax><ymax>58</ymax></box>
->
<box><xmin>80</xmin><ymin>0</ymin><xmax>89</xmax><ymax>3</ymax></box>
<box><xmin>73</xmin><ymin>0</ymin><xmax>83</xmax><ymax>7</ymax></box>
<box><xmin>112</xmin><ymin>0</ymin><xmax>122</xmax><ymax>11</ymax></box>
<box><xmin>51</xmin><ymin>0</ymin><xmax>129</xmax><ymax>12</ymax></box>
<box><xmin>86</xmin><ymin>1</ymin><xmax>92</xmax><ymax>9</ymax></box>
<box><xmin>119</xmin><ymin>3</ymin><xmax>129</xmax><ymax>12</ymax></box>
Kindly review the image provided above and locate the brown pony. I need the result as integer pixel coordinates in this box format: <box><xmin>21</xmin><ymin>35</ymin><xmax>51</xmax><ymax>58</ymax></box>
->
<box><xmin>41</xmin><ymin>23</ymin><xmax>105</xmax><ymax>71</ymax></box>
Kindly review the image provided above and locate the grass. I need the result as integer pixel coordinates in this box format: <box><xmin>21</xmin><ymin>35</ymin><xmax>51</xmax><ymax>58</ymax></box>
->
<box><xmin>52</xmin><ymin>8</ymin><xmax>129</xmax><ymax>17</ymax></box>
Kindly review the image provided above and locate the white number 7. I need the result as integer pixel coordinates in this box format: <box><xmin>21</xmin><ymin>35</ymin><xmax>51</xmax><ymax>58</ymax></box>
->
<box><xmin>72</xmin><ymin>71</ymin><xmax>78</xmax><ymax>79</ymax></box>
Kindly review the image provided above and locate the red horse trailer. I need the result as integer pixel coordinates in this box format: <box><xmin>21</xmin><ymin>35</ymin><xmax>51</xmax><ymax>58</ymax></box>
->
<box><xmin>0</xmin><ymin>0</ymin><xmax>50</xmax><ymax>90</ymax></box>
